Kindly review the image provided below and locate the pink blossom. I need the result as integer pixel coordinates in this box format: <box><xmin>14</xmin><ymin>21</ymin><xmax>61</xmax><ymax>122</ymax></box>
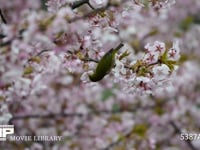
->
<box><xmin>168</xmin><ymin>40</ymin><xmax>180</xmax><ymax>61</ymax></box>
<box><xmin>152</xmin><ymin>64</ymin><xmax>170</xmax><ymax>80</ymax></box>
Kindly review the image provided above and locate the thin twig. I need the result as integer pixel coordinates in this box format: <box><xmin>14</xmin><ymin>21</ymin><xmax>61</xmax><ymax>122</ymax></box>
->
<box><xmin>27</xmin><ymin>49</ymin><xmax>50</xmax><ymax>62</ymax></box>
<box><xmin>9</xmin><ymin>113</ymin><xmax>83</xmax><ymax>125</ymax></box>
<box><xmin>71</xmin><ymin>0</ymin><xmax>89</xmax><ymax>9</ymax></box>
<box><xmin>0</xmin><ymin>9</ymin><xmax>7</xmax><ymax>24</ymax></box>
<box><xmin>81</xmin><ymin>57</ymin><xmax>99</xmax><ymax>63</ymax></box>
<box><xmin>69</xmin><ymin>0</ymin><xmax>129</xmax><ymax>22</ymax></box>
<box><xmin>100</xmin><ymin>129</ymin><xmax>133</xmax><ymax>150</ymax></box>
<box><xmin>69</xmin><ymin>6</ymin><xmax>109</xmax><ymax>22</ymax></box>
<box><xmin>148</xmin><ymin>60</ymin><xmax>161</xmax><ymax>67</ymax></box>
<box><xmin>35</xmin><ymin>49</ymin><xmax>50</xmax><ymax>56</ymax></box>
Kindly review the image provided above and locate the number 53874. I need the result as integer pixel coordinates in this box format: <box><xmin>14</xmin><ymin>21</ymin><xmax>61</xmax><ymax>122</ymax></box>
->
<box><xmin>180</xmin><ymin>133</ymin><xmax>200</xmax><ymax>141</ymax></box>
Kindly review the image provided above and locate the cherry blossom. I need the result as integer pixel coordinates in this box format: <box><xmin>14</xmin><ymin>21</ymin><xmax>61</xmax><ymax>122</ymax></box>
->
<box><xmin>89</xmin><ymin>0</ymin><xmax>108</xmax><ymax>8</ymax></box>
<box><xmin>0</xmin><ymin>0</ymin><xmax>200</xmax><ymax>150</ymax></box>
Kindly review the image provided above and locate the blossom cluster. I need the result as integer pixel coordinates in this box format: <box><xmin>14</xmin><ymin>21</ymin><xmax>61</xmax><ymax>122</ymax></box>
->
<box><xmin>110</xmin><ymin>40</ymin><xmax>181</xmax><ymax>94</ymax></box>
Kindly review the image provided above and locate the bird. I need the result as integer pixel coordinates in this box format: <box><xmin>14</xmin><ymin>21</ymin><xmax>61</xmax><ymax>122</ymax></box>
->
<box><xmin>89</xmin><ymin>43</ymin><xmax>124</xmax><ymax>82</ymax></box>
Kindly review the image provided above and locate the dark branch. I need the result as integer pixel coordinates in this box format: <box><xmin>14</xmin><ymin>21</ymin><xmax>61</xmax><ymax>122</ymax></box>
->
<box><xmin>169</xmin><ymin>121</ymin><xmax>198</xmax><ymax>150</ymax></box>
<box><xmin>0</xmin><ymin>40</ymin><xmax>11</xmax><ymax>47</ymax></box>
<box><xmin>36</xmin><ymin>49</ymin><xmax>50</xmax><ymax>56</ymax></box>
<box><xmin>115</xmin><ymin>43</ymin><xmax>124</xmax><ymax>51</ymax></box>
<box><xmin>70</xmin><ymin>0</ymin><xmax>129</xmax><ymax>22</ymax></box>
<box><xmin>69</xmin><ymin>5</ymin><xmax>109</xmax><ymax>22</ymax></box>
<box><xmin>0</xmin><ymin>33</ymin><xmax>6</xmax><ymax>39</ymax></box>
<box><xmin>10</xmin><ymin>104</ymin><xmax>156</xmax><ymax>122</ymax></box>
<box><xmin>81</xmin><ymin>57</ymin><xmax>99</xmax><ymax>63</ymax></box>
<box><xmin>10</xmin><ymin>112</ymin><xmax>83</xmax><ymax>121</ymax></box>
<box><xmin>0</xmin><ymin>9</ymin><xmax>7</xmax><ymax>24</ymax></box>
<box><xmin>71</xmin><ymin>0</ymin><xmax>89</xmax><ymax>9</ymax></box>
<box><xmin>148</xmin><ymin>60</ymin><xmax>161</xmax><ymax>67</ymax></box>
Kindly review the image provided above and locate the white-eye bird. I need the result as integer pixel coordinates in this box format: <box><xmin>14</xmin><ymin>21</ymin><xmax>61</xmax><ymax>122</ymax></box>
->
<box><xmin>89</xmin><ymin>43</ymin><xmax>124</xmax><ymax>82</ymax></box>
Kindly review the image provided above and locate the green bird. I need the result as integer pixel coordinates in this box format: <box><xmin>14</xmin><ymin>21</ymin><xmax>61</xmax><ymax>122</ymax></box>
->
<box><xmin>89</xmin><ymin>43</ymin><xmax>124</xmax><ymax>82</ymax></box>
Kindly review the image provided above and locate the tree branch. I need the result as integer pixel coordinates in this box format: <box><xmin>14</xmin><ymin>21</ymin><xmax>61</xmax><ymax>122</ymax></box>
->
<box><xmin>71</xmin><ymin>0</ymin><xmax>89</xmax><ymax>9</ymax></box>
<box><xmin>169</xmin><ymin>121</ymin><xmax>198</xmax><ymax>150</ymax></box>
<box><xmin>10</xmin><ymin>105</ymin><xmax>155</xmax><ymax>122</ymax></box>
<box><xmin>0</xmin><ymin>0</ymin><xmax>126</xmax><ymax>47</ymax></box>
<box><xmin>69</xmin><ymin>0</ymin><xmax>128</xmax><ymax>22</ymax></box>
<box><xmin>100</xmin><ymin>129</ymin><xmax>133</xmax><ymax>150</ymax></box>
<box><xmin>80</xmin><ymin>57</ymin><xmax>99</xmax><ymax>63</ymax></box>
<box><xmin>11</xmin><ymin>112</ymin><xmax>83</xmax><ymax>120</ymax></box>
<box><xmin>0</xmin><ymin>9</ymin><xmax>7</xmax><ymax>24</ymax></box>
<box><xmin>0</xmin><ymin>40</ymin><xmax>11</xmax><ymax>47</ymax></box>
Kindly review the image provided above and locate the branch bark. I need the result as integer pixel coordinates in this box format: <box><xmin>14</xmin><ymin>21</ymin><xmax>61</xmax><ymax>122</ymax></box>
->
<box><xmin>71</xmin><ymin>0</ymin><xmax>89</xmax><ymax>9</ymax></box>
<box><xmin>100</xmin><ymin>129</ymin><xmax>133</xmax><ymax>150</ymax></box>
<box><xmin>0</xmin><ymin>9</ymin><xmax>7</xmax><ymax>24</ymax></box>
<box><xmin>10</xmin><ymin>105</ymin><xmax>155</xmax><ymax>121</ymax></box>
<box><xmin>169</xmin><ymin>121</ymin><xmax>197</xmax><ymax>150</ymax></box>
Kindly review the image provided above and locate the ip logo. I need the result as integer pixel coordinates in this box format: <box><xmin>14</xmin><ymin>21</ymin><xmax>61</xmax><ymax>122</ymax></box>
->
<box><xmin>0</xmin><ymin>125</ymin><xmax>14</xmax><ymax>141</ymax></box>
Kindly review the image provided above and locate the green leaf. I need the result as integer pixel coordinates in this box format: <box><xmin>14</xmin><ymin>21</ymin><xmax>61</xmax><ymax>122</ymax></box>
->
<box><xmin>165</xmin><ymin>60</ymin><xmax>177</xmax><ymax>71</ymax></box>
<box><xmin>179</xmin><ymin>16</ymin><xmax>193</xmax><ymax>31</ymax></box>
<box><xmin>28</xmin><ymin>56</ymin><xmax>41</xmax><ymax>63</ymax></box>
<box><xmin>174</xmin><ymin>31</ymin><xmax>183</xmax><ymax>37</ymax></box>
<box><xmin>131</xmin><ymin>39</ymin><xmax>141</xmax><ymax>53</ymax></box>
<box><xmin>108</xmin><ymin>115</ymin><xmax>121</xmax><ymax>122</ymax></box>
<box><xmin>112</xmin><ymin>103</ymin><xmax>121</xmax><ymax>112</ymax></box>
<box><xmin>119</xmin><ymin>50</ymin><xmax>130</xmax><ymax>60</ymax></box>
<box><xmin>166</xmin><ymin>60</ymin><xmax>177</xmax><ymax>64</ymax></box>
<box><xmin>167</xmin><ymin>63</ymin><xmax>174</xmax><ymax>71</ymax></box>
<box><xmin>178</xmin><ymin>54</ymin><xmax>189</xmax><ymax>64</ymax></box>
<box><xmin>196</xmin><ymin>103</ymin><xmax>200</xmax><ymax>109</ymax></box>
<box><xmin>147</xmin><ymin>28</ymin><xmax>159</xmax><ymax>37</ymax></box>
<box><xmin>160</xmin><ymin>50</ymin><xmax>168</xmax><ymax>63</ymax></box>
<box><xmin>154</xmin><ymin>106</ymin><xmax>164</xmax><ymax>115</ymax></box>
<box><xmin>101</xmin><ymin>89</ymin><xmax>114</xmax><ymax>101</ymax></box>
<box><xmin>0</xmin><ymin>96</ymin><xmax>5</xmax><ymax>101</ymax></box>
<box><xmin>137</xmin><ymin>66</ymin><xmax>149</xmax><ymax>76</ymax></box>
<box><xmin>131</xmin><ymin>60</ymin><xmax>149</xmax><ymax>76</ymax></box>
<box><xmin>132</xmin><ymin>124</ymin><xmax>147</xmax><ymax>138</ymax></box>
